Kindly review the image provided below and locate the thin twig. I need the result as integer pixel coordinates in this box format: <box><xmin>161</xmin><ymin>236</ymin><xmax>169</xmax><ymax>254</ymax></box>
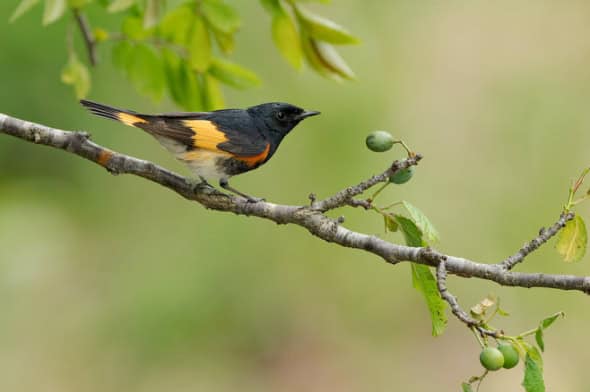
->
<box><xmin>311</xmin><ymin>155</ymin><xmax>422</xmax><ymax>212</ymax></box>
<box><xmin>73</xmin><ymin>9</ymin><xmax>97</xmax><ymax>66</ymax></box>
<box><xmin>436</xmin><ymin>258</ymin><xmax>500</xmax><ymax>338</ymax></box>
<box><xmin>499</xmin><ymin>212</ymin><xmax>575</xmax><ymax>270</ymax></box>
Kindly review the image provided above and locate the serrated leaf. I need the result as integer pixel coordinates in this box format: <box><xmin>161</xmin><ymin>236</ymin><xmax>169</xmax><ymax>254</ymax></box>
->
<box><xmin>208</xmin><ymin>58</ymin><xmax>260</xmax><ymax>89</ymax></box>
<box><xmin>541</xmin><ymin>312</ymin><xmax>564</xmax><ymax>329</ymax></box>
<box><xmin>555</xmin><ymin>215</ymin><xmax>587</xmax><ymax>262</ymax></box>
<box><xmin>188</xmin><ymin>15</ymin><xmax>211</xmax><ymax>72</ymax></box>
<box><xmin>402</xmin><ymin>201</ymin><xmax>440</xmax><ymax>243</ymax></box>
<box><xmin>202</xmin><ymin>0</ymin><xmax>240</xmax><ymax>34</ymax></box>
<box><xmin>10</xmin><ymin>0</ymin><xmax>40</xmax><ymax>23</ymax></box>
<box><xmin>126</xmin><ymin>43</ymin><xmax>165</xmax><ymax>100</ymax></box>
<box><xmin>43</xmin><ymin>0</ymin><xmax>66</xmax><ymax>25</ymax></box>
<box><xmin>461</xmin><ymin>383</ymin><xmax>473</xmax><ymax>392</ymax></box>
<box><xmin>202</xmin><ymin>73</ymin><xmax>224</xmax><ymax>110</ymax></box>
<box><xmin>160</xmin><ymin>4</ymin><xmax>193</xmax><ymax>45</ymax></box>
<box><xmin>411</xmin><ymin>264</ymin><xmax>447</xmax><ymax>336</ymax></box>
<box><xmin>107</xmin><ymin>0</ymin><xmax>135</xmax><ymax>13</ymax></box>
<box><xmin>295</xmin><ymin>5</ymin><xmax>359</xmax><ymax>45</ymax></box>
<box><xmin>535</xmin><ymin>327</ymin><xmax>544</xmax><ymax>352</ymax></box>
<box><xmin>522</xmin><ymin>354</ymin><xmax>545</xmax><ymax>392</ymax></box>
<box><xmin>61</xmin><ymin>53</ymin><xmax>91</xmax><ymax>98</ymax></box>
<box><xmin>272</xmin><ymin>6</ymin><xmax>303</xmax><ymax>69</ymax></box>
<box><xmin>384</xmin><ymin>214</ymin><xmax>398</xmax><ymax>233</ymax></box>
<box><xmin>143</xmin><ymin>0</ymin><xmax>160</xmax><ymax>28</ymax></box>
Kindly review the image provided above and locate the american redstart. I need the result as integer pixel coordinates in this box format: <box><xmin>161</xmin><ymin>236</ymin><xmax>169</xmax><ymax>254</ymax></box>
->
<box><xmin>80</xmin><ymin>100</ymin><xmax>320</xmax><ymax>201</ymax></box>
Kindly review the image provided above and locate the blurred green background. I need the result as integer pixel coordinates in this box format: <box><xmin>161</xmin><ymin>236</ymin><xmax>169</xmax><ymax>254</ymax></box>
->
<box><xmin>2</xmin><ymin>1</ymin><xmax>590</xmax><ymax>391</ymax></box>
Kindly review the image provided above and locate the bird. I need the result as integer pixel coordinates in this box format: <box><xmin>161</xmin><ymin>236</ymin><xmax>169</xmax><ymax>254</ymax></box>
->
<box><xmin>80</xmin><ymin>100</ymin><xmax>320</xmax><ymax>201</ymax></box>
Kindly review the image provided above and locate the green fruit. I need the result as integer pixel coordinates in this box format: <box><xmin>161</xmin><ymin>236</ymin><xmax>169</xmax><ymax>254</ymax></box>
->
<box><xmin>389</xmin><ymin>167</ymin><xmax>414</xmax><ymax>184</ymax></box>
<box><xmin>498</xmin><ymin>343</ymin><xmax>519</xmax><ymax>369</ymax></box>
<box><xmin>480</xmin><ymin>347</ymin><xmax>504</xmax><ymax>371</ymax></box>
<box><xmin>366</xmin><ymin>131</ymin><xmax>394</xmax><ymax>152</ymax></box>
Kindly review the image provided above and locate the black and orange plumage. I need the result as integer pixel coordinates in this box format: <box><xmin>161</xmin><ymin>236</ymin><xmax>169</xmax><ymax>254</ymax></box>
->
<box><xmin>80</xmin><ymin>100</ymin><xmax>319</xmax><ymax>201</ymax></box>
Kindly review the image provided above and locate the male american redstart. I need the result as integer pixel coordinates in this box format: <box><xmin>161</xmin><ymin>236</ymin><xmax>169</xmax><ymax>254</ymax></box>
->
<box><xmin>80</xmin><ymin>100</ymin><xmax>320</xmax><ymax>201</ymax></box>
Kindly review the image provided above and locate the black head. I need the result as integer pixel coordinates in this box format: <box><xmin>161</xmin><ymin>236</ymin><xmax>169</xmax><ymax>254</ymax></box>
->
<box><xmin>247</xmin><ymin>102</ymin><xmax>320</xmax><ymax>137</ymax></box>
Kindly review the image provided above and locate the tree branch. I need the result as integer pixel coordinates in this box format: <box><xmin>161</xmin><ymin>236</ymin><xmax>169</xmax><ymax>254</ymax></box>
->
<box><xmin>1</xmin><ymin>112</ymin><xmax>590</xmax><ymax>295</ymax></box>
<box><xmin>73</xmin><ymin>9</ymin><xmax>97</xmax><ymax>66</ymax></box>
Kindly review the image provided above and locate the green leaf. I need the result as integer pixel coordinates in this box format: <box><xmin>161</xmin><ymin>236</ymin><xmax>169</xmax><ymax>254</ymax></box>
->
<box><xmin>259</xmin><ymin>0</ymin><xmax>280</xmax><ymax>14</ymax></box>
<box><xmin>535</xmin><ymin>328</ymin><xmax>544</xmax><ymax>352</ymax></box>
<box><xmin>107</xmin><ymin>0</ymin><xmax>135</xmax><ymax>13</ymax></box>
<box><xmin>112</xmin><ymin>40</ymin><xmax>133</xmax><ymax>69</ymax></box>
<box><xmin>160</xmin><ymin>4</ymin><xmax>193</xmax><ymax>45</ymax></box>
<box><xmin>68</xmin><ymin>0</ymin><xmax>91</xmax><ymax>8</ymax></box>
<box><xmin>43</xmin><ymin>0</ymin><xmax>66</xmax><ymax>25</ymax></box>
<box><xmin>301</xmin><ymin>33</ymin><xmax>355</xmax><ymax>81</ymax></box>
<box><xmin>188</xmin><ymin>15</ymin><xmax>211</xmax><ymax>72</ymax></box>
<box><xmin>555</xmin><ymin>215</ymin><xmax>587</xmax><ymax>262</ymax></box>
<box><xmin>461</xmin><ymin>383</ymin><xmax>473</xmax><ymax>392</ymax></box>
<box><xmin>10</xmin><ymin>0</ymin><xmax>40</xmax><ymax>22</ymax></box>
<box><xmin>393</xmin><ymin>214</ymin><xmax>426</xmax><ymax>247</ymax></box>
<box><xmin>522</xmin><ymin>354</ymin><xmax>545</xmax><ymax>392</ymax></box>
<box><xmin>411</xmin><ymin>264</ymin><xmax>447</xmax><ymax>336</ymax></box>
<box><xmin>541</xmin><ymin>312</ymin><xmax>564</xmax><ymax>329</ymax></box>
<box><xmin>402</xmin><ymin>201</ymin><xmax>440</xmax><ymax>243</ymax></box>
<box><xmin>295</xmin><ymin>5</ymin><xmax>359</xmax><ymax>45</ymax></box>
<box><xmin>162</xmin><ymin>48</ymin><xmax>202</xmax><ymax>110</ymax></box>
<box><xmin>61</xmin><ymin>52</ymin><xmax>91</xmax><ymax>99</ymax></box>
<box><xmin>126</xmin><ymin>44</ymin><xmax>165</xmax><ymax>100</ymax></box>
<box><xmin>143</xmin><ymin>0</ymin><xmax>160</xmax><ymax>28</ymax></box>
<box><xmin>202</xmin><ymin>73</ymin><xmax>224</xmax><ymax>110</ymax></box>
<box><xmin>521</xmin><ymin>342</ymin><xmax>543</xmax><ymax>367</ymax></box>
<box><xmin>208</xmin><ymin>58</ymin><xmax>260</xmax><ymax>89</ymax></box>
<box><xmin>384</xmin><ymin>214</ymin><xmax>398</xmax><ymax>232</ymax></box>
<box><xmin>272</xmin><ymin>5</ymin><xmax>303</xmax><ymax>69</ymax></box>
<box><xmin>201</xmin><ymin>0</ymin><xmax>240</xmax><ymax>34</ymax></box>
<box><xmin>122</xmin><ymin>15</ymin><xmax>154</xmax><ymax>40</ymax></box>
<box><xmin>212</xmin><ymin>29</ymin><xmax>235</xmax><ymax>54</ymax></box>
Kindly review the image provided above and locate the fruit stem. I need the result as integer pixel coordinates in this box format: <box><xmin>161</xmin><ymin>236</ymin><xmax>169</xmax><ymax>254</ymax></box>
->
<box><xmin>471</xmin><ymin>326</ymin><xmax>486</xmax><ymax>348</ymax></box>
<box><xmin>371</xmin><ymin>182</ymin><xmax>390</xmax><ymax>201</ymax></box>
<box><xmin>393</xmin><ymin>140</ymin><xmax>414</xmax><ymax>157</ymax></box>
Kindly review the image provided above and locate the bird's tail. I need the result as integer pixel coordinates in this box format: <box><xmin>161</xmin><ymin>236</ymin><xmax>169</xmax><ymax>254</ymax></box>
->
<box><xmin>80</xmin><ymin>100</ymin><xmax>149</xmax><ymax>127</ymax></box>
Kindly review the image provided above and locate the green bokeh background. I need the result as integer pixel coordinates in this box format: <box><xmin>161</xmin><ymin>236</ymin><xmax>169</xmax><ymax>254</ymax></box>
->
<box><xmin>2</xmin><ymin>1</ymin><xmax>590</xmax><ymax>391</ymax></box>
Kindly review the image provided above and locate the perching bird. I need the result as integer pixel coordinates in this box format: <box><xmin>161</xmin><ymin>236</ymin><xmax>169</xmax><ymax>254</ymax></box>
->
<box><xmin>80</xmin><ymin>100</ymin><xmax>320</xmax><ymax>201</ymax></box>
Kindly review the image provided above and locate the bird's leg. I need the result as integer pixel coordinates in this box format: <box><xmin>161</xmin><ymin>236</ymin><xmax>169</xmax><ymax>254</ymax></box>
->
<box><xmin>219</xmin><ymin>178</ymin><xmax>264</xmax><ymax>203</ymax></box>
<box><xmin>190</xmin><ymin>176</ymin><xmax>212</xmax><ymax>193</ymax></box>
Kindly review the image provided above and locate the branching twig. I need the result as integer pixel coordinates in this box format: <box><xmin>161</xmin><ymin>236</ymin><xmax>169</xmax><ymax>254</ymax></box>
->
<box><xmin>1</xmin><ymin>112</ymin><xmax>590</xmax><ymax>295</ymax></box>
<box><xmin>436</xmin><ymin>258</ymin><xmax>500</xmax><ymax>337</ymax></box>
<box><xmin>73</xmin><ymin>9</ymin><xmax>97</xmax><ymax>66</ymax></box>
<box><xmin>499</xmin><ymin>212</ymin><xmax>575</xmax><ymax>270</ymax></box>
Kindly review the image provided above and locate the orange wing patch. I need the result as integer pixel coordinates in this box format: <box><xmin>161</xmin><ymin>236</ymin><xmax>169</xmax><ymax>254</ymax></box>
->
<box><xmin>234</xmin><ymin>143</ymin><xmax>271</xmax><ymax>167</ymax></box>
<box><xmin>117</xmin><ymin>113</ymin><xmax>147</xmax><ymax>127</ymax></box>
<box><xmin>183</xmin><ymin>119</ymin><xmax>229</xmax><ymax>151</ymax></box>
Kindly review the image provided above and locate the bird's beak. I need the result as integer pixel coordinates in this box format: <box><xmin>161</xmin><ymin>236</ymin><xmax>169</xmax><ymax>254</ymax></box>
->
<box><xmin>296</xmin><ymin>110</ymin><xmax>321</xmax><ymax>120</ymax></box>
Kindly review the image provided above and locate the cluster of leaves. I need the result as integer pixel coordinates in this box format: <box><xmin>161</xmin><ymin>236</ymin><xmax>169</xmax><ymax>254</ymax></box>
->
<box><xmin>462</xmin><ymin>296</ymin><xmax>564</xmax><ymax>392</ymax></box>
<box><xmin>9</xmin><ymin>0</ymin><xmax>359</xmax><ymax>109</ymax></box>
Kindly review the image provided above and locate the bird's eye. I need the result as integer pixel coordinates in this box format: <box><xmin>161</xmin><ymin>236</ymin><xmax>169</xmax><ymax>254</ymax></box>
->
<box><xmin>276</xmin><ymin>111</ymin><xmax>285</xmax><ymax>120</ymax></box>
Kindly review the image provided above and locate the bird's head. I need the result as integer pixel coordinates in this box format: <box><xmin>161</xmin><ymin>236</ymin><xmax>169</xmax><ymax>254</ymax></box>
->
<box><xmin>247</xmin><ymin>102</ymin><xmax>320</xmax><ymax>136</ymax></box>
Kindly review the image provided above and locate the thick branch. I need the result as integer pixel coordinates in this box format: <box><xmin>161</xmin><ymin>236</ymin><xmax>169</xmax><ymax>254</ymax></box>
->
<box><xmin>1</xmin><ymin>112</ymin><xmax>590</xmax><ymax>294</ymax></box>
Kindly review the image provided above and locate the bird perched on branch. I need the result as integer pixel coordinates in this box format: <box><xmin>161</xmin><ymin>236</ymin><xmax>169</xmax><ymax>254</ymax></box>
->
<box><xmin>80</xmin><ymin>100</ymin><xmax>320</xmax><ymax>201</ymax></box>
